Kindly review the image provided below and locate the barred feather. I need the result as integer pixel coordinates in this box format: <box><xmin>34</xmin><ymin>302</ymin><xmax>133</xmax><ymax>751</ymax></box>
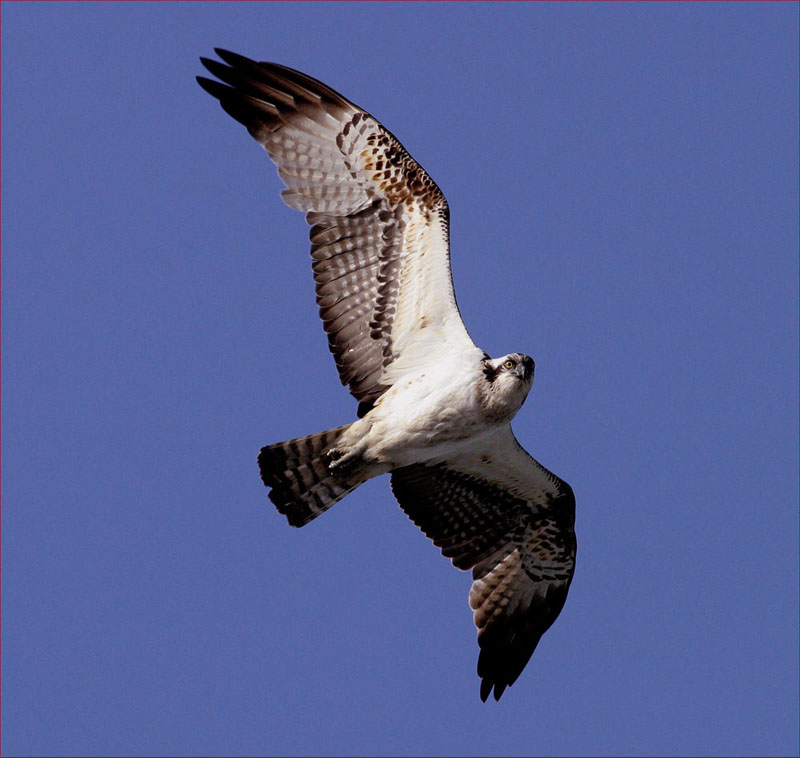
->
<box><xmin>258</xmin><ymin>425</ymin><xmax>362</xmax><ymax>527</ymax></box>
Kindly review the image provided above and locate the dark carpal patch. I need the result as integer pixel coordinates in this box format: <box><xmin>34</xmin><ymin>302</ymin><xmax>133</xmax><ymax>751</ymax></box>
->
<box><xmin>198</xmin><ymin>50</ymin><xmax>449</xmax><ymax>411</ymax></box>
<box><xmin>390</xmin><ymin>460</ymin><xmax>576</xmax><ymax>702</ymax></box>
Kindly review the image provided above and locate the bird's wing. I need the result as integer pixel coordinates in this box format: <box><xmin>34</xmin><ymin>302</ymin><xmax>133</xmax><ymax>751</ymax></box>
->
<box><xmin>198</xmin><ymin>50</ymin><xmax>480</xmax><ymax>412</ymax></box>
<box><xmin>390</xmin><ymin>427</ymin><xmax>576</xmax><ymax>701</ymax></box>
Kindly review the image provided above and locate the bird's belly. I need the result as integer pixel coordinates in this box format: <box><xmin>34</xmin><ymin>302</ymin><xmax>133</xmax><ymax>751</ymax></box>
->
<box><xmin>358</xmin><ymin>372</ymin><xmax>496</xmax><ymax>467</ymax></box>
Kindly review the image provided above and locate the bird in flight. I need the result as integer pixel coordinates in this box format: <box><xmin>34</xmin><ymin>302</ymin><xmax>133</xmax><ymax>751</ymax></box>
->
<box><xmin>197</xmin><ymin>49</ymin><xmax>576</xmax><ymax>701</ymax></box>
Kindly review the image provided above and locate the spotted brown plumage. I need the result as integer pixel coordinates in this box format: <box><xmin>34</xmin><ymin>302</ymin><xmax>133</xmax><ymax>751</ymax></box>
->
<box><xmin>390</xmin><ymin>430</ymin><xmax>575</xmax><ymax>701</ymax></box>
<box><xmin>198</xmin><ymin>49</ymin><xmax>576</xmax><ymax>701</ymax></box>
<box><xmin>197</xmin><ymin>49</ymin><xmax>470</xmax><ymax>409</ymax></box>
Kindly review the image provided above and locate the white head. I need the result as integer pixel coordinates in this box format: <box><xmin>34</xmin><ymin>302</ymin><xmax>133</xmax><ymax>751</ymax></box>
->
<box><xmin>481</xmin><ymin>352</ymin><xmax>535</xmax><ymax>417</ymax></box>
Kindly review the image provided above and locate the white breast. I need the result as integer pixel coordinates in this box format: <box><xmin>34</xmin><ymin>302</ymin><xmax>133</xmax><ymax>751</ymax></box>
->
<box><xmin>356</xmin><ymin>354</ymin><xmax>498</xmax><ymax>468</ymax></box>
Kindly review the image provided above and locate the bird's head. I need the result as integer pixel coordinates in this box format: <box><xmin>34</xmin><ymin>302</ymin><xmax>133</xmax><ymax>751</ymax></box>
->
<box><xmin>482</xmin><ymin>352</ymin><xmax>535</xmax><ymax>409</ymax></box>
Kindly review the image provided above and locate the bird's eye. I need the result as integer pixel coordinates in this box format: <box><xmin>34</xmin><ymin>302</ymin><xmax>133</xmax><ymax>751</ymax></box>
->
<box><xmin>504</xmin><ymin>359</ymin><xmax>515</xmax><ymax>369</ymax></box>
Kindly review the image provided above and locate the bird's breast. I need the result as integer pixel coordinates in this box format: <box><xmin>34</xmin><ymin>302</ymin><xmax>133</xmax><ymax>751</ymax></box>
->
<box><xmin>357</xmin><ymin>363</ymin><xmax>508</xmax><ymax>467</ymax></box>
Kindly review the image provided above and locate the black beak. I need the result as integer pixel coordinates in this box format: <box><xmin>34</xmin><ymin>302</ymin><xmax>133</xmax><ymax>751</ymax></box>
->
<box><xmin>517</xmin><ymin>357</ymin><xmax>534</xmax><ymax>381</ymax></box>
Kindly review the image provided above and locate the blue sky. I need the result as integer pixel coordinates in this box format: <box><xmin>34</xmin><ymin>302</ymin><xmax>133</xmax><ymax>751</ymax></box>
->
<box><xmin>2</xmin><ymin>2</ymin><xmax>798</xmax><ymax>755</ymax></box>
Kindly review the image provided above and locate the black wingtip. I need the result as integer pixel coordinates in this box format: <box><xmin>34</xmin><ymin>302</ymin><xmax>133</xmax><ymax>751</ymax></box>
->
<box><xmin>195</xmin><ymin>75</ymin><xmax>227</xmax><ymax>99</ymax></box>
<box><xmin>479</xmin><ymin>679</ymin><xmax>508</xmax><ymax>702</ymax></box>
<box><xmin>214</xmin><ymin>48</ymin><xmax>259</xmax><ymax>69</ymax></box>
<box><xmin>199</xmin><ymin>56</ymin><xmax>224</xmax><ymax>78</ymax></box>
<box><xmin>199</xmin><ymin>49</ymin><xmax>259</xmax><ymax>81</ymax></box>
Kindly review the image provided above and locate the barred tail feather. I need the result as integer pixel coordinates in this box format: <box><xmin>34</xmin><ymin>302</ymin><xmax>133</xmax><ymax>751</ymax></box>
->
<box><xmin>258</xmin><ymin>424</ymin><xmax>362</xmax><ymax>527</ymax></box>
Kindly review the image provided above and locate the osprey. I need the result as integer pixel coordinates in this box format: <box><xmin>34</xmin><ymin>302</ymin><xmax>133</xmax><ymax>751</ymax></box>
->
<box><xmin>197</xmin><ymin>49</ymin><xmax>576</xmax><ymax>701</ymax></box>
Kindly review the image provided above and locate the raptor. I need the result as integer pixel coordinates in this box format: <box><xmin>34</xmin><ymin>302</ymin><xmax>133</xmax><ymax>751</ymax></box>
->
<box><xmin>197</xmin><ymin>49</ymin><xmax>576</xmax><ymax>701</ymax></box>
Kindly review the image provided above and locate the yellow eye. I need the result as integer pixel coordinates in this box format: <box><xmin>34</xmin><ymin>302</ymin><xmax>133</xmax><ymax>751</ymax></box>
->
<box><xmin>504</xmin><ymin>359</ymin><xmax>515</xmax><ymax>369</ymax></box>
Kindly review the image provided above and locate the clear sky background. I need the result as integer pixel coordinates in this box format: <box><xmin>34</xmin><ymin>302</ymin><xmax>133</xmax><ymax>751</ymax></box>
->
<box><xmin>2</xmin><ymin>2</ymin><xmax>798</xmax><ymax>756</ymax></box>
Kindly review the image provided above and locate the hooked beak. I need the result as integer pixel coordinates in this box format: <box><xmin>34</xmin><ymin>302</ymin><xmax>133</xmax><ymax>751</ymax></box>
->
<box><xmin>514</xmin><ymin>357</ymin><xmax>534</xmax><ymax>382</ymax></box>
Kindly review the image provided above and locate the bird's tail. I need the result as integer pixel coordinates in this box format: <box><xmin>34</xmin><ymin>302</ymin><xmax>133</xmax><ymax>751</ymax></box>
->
<box><xmin>257</xmin><ymin>424</ymin><xmax>365</xmax><ymax>527</ymax></box>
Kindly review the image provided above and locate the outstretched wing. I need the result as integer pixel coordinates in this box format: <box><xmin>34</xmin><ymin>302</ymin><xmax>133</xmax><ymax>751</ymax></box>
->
<box><xmin>197</xmin><ymin>50</ymin><xmax>480</xmax><ymax>411</ymax></box>
<box><xmin>390</xmin><ymin>427</ymin><xmax>576</xmax><ymax>702</ymax></box>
